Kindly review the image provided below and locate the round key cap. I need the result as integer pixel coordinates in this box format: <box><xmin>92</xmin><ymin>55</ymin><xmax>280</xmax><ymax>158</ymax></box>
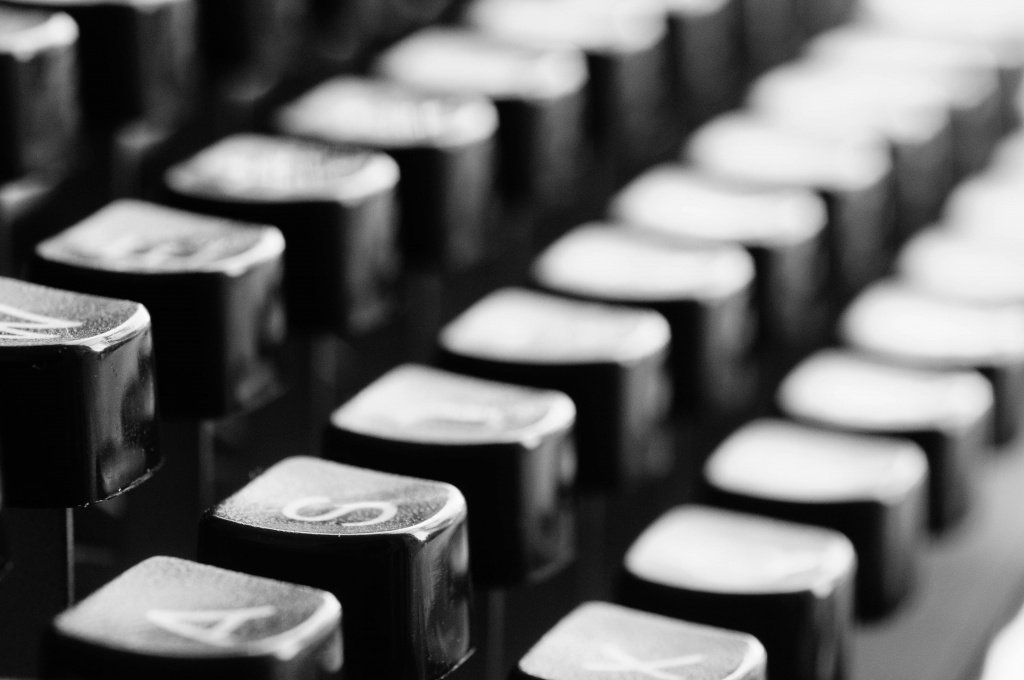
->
<box><xmin>32</xmin><ymin>199</ymin><xmax>287</xmax><ymax>419</ymax></box>
<box><xmin>685</xmin><ymin>111</ymin><xmax>894</xmax><ymax>302</ymax></box>
<box><xmin>531</xmin><ymin>223</ymin><xmax>757</xmax><ymax>420</ymax></box>
<box><xmin>840</xmin><ymin>280</ymin><xmax>1024</xmax><ymax>443</ymax></box>
<box><xmin>0</xmin><ymin>276</ymin><xmax>157</xmax><ymax>507</ymax></box>
<box><xmin>0</xmin><ymin>0</ymin><xmax>197</xmax><ymax>128</ymax></box>
<box><xmin>610</xmin><ymin>164</ymin><xmax>830</xmax><ymax>354</ymax></box>
<box><xmin>437</xmin><ymin>287</ymin><xmax>673</xmax><ymax>490</ymax></box>
<box><xmin>513</xmin><ymin>601</ymin><xmax>767</xmax><ymax>680</ymax></box>
<box><xmin>199</xmin><ymin>456</ymin><xmax>473</xmax><ymax>680</ymax></box>
<box><xmin>371</xmin><ymin>26</ymin><xmax>589</xmax><ymax>206</ymax></box>
<box><xmin>896</xmin><ymin>228</ymin><xmax>1024</xmax><ymax>305</ymax></box>
<box><xmin>463</xmin><ymin>0</ymin><xmax>675</xmax><ymax>180</ymax></box>
<box><xmin>747</xmin><ymin>60</ymin><xmax>955</xmax><ymax>240</ymax></box>
<box><xmin>0</xmin><ymin>6</ymin><xmax>78</xmax><ymax>181</ymax></box>
<box><xmin>943</xmin><ymin>173</ymin><xmax>1024</xmax><ymax>239</ymax></box>
<box><xmin>274</xmin><ymin>76</ymin><xmax>498</xmax><ymax>270</ymax></box>
<box><xmin>165</xmin><ymin>133</ymin><xmax>401</xmax><ymax>336</ymax></box>
<box><xmin>777</xmin><ymin>349</ymin><xmax>993</xmax><ymax>530</ymax></box>
<box><xmin>806</xmin><ymin>25</ymin><xmax>1004</xmax><ymax>175</ymax></box>
<box><xmin>48</xmin><ymin>556</ymin><xmax>343</xmax><ymax>680</ymax></box>
<box><xmin>619</xmin><ymin>504</ymin><xmax>856</xmax><ymax>680</ymax></box>
<box><xmin>325</xmin><ymin>363</ymin><xmax>576</xmax><ymax>588</ymax></box>
<box><xmin>704</xmin><ymin>418</ymin><xmax>929</xmax><ymax>616</ymax></box>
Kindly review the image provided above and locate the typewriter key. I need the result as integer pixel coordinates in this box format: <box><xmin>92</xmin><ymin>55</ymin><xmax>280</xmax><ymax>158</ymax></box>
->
<box><xmin>49</xmin><ymin>556</ymin><xmax>343</xmax><ymax>680</ymax></box>
<box><xmin>704</xmin><ymin>418</ymin><xmax>928</xmax><ymax>616</ymax></box>
<box><xmin>199</xmin><ymin>457</ymin><xmax>473</xmax><ymax>680</ymax></box>
<box><xmin>777</xmin><ymin>349</ymin><xmax>993</xmax><ymax>531</ymax></box>
<box><xmin>620</xmin><ymin>504</ymin><xmax>855</xmax><ymax>680</ymax></box>
<box><xmin>512</xmin><ymin>601</ymin><xmax>766</xmax><ymax>680</ymax></box>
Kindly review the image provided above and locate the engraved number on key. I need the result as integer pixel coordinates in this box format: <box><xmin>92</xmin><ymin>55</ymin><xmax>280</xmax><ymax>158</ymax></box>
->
<box><xmin>282</xmin><ymin>497</ymin><xmax>399</xmax><ymax>526</ymax></box>
<box><xmin>146</xmin><ymin>606</ymin><xmax>277</xmax><ymax>647</ymax></box>
<box><xmin>0</xmin><ymin>303</ymin><xmax>82</xmax><ymax>340</ymax></box>
<box><xmin>583</xmin><ymin>646</ymin><xmax>706</xmax><ymax>680</ymax></box>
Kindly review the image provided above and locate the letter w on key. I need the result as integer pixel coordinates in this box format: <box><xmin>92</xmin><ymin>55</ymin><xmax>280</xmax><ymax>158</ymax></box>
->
<box><xmin>0</xmin><ymin>303</ymin><xmax>81</xmax><ymax>339</ymax></box>
<box><xmin>146</xmin><ymin>606</ymin><xmax>277</xmax><ymax>647</ymax></box>
<box><xmin>584</xmin><ymin>646</ymin><xmax>706</xmax><ymax>680</ymax></box>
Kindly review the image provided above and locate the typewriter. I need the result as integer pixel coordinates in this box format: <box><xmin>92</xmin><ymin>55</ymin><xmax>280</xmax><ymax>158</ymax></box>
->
<box><xmin>2</xmin><ymin>0</ymin><xmax>1024</xmax><ymax>679</ymax></box>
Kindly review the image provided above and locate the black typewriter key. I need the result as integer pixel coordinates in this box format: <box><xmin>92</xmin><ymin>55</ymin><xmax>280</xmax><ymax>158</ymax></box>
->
<box><xmin>199</xmin><ymin>456</ymin><xmax>473</xmax><ymax>680</ymax></box>
<box><xmin>685</xmin><ymin>112</ymin><xmax>894</xmax><ymax>303</ymax></box>
<box><xmin>840</xmin><ymin>280</ymin><xmax>1024</xmax><ymax>444</ymax></box>
<box><xmin>165</xmin><ymin>133</ymin><xmax>401</xmax><ymax>337</ymax></box>
<box><xmin>0</xmin><ymin>0</ymin><xmax>196</xmax><ymax>129</ymax></box>
<box><xmin>649</xmin><ymin>0</ymin><xmax>744</xmax><ymax>129</ymax></box>
<box><xmin>703</xmin><ymin>418</ymin><xmax>929</xmax><ymax>616</ymax></box>
<box><xmin>438</xmin><ymin>287</ymin><xmax>672</xmax><ymax>491</ymax></box>
<box><xmin>610</xmin><ymin>165</ymin><xmax>830</xmax><ymax>357</ymax></box>
<box><xmin>463</xmin><ymin>0</ymin><xmax>676</xmax><ymax>182</ymax></box>
<box><xmin>0</xmin><ymin>277</ymin><xmax>157</xmax><ymax>676</ymax></box>
<box><xmin>777</xmin><ymin>349</ymin><xmax>993</xmax><ymax>531</ymax></box>
<box><xmin>531</xmin><ymin>223</ymin><xmax>757</xmax><ymax>423</ymax></box>
<box><xmin>897</xmin><ymin>228</ymin><xmax>1024</xmax><ymax>306</ymax></box>
<box><xmin>275</xmin><ymin>76</ymin><xmax>498</xmax><ymax>271</ymax></box>
<box><xmin>48</xmin><ymin>556</ymin><xmax>343</xmax><ymax>680</ymax></box>
<box><xmin>747</xmin><ymin>61</ymin><xmax>954</xmax><ymax>242</ymax></box>
<box><xmin>619</xmin><ymin>504</ymin><xmax>856</xmax><ymax>680</ymax></box>
<box><xmin>806</xmin><ymin>26</ymin><xmax>1004</xmax><ymax>176</ymax></box>
<box><xmin>32</xmin><ymin>199</ymin><xmax>286</xmax><ymax>560</ymax></box>
<box><xmin>512</xmin><ymin>601</ymin><xmax>766</xmax><ymax>680</ymax></box>
<box><xmin>0</xmin><ymin>6</ymin><xmax>79</xmax><ymax>181</ymax></box>
<box><xmin>371</xmin><ymin>26</ymin><xmax>590</xmax><ymax>213</ymax></box>
<box><xmin>325</xmin><ymin>363</ymin><xmax>576</xmax><ymax>589</ymax></box>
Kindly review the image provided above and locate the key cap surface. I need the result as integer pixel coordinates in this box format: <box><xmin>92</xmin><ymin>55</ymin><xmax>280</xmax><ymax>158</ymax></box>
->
<box><xmin>0</xmin><ymin>6</ymin><xmax>78</xmax><ymax>180</ymax></box>
<box><xmin>777</xmin><ymin>349</ymin><xmax>992</xmax><ymax>530</ymax></box>
<box><xmin>610</xmin><ymin>164</ymin><xmax>830</xmax><ymax>353</ymax></box>
<box><xmin>165</xmin><ymin>133</ymin><xmax>401</xmax><ymax>335</ymax></box>
<box><xmin>840</xmin><ymin>279</ymin><xmax>1024</xmax><ymax>443</ymax></box>
<box><xmin>326</xmin><ymin>363</ymin><xmax>576</xmax><ymax>588</ymax></box>
<box><xmin>513</xmin><ymin>601</ymin><xmax>766</xmax><ymax>680</ymax></box>
<box><xmin>33</xmin><ymin>199</ymin><xmax>287</xmax><ymax>418</ymax></box>
<box><xmin>620</xmin><ymin>504</ymin><xmax>856</xmax><ymax>680</ymax></box>
<box><xmin>438</xmin><ymin>287</ymin><xmax>673</xmax><ymax>490</ymax></box>
<box><xmin>704</xmin><ymin>418</ymin><xmax>929</xmax><ymax>615</ymax></box>
<box><xmin>49</xmin><ymin>555</ymin><xmax>343</xmax><ymax>680</ymax></box>
<box><xmin>275</xmin><ymin>76</ymin><xmax>498</xmax><ymax>269</ymax></box>
<box><xmin>531</xmin><ymin>222</ymin><xmax>757</xmax><ymax>418</ymax></box>
<box><xmin>199</xmin><ymin>456</ymin><xmax>473</xmax><ymax>680</ymax></box>
<box><xmin>0</xmin><ymin>276</ymin><xmax>157</xmax><ymax>507</ymax></box>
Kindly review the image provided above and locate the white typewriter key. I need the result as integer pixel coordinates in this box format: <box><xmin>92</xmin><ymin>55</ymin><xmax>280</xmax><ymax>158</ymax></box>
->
<box><xmin>464</xmin><ymin>0</ymin><xmax>676</xmax><ymax>181</ymax></box>
<box><xmin>199</xmin><ymin>457</ymin><xmax>473</xmax><ymax>680</ymax></box>
<box><xmin>371</xmin><ymin>26</ymin><xmax>589</xmax><ymax>208</ymax></box>
<box><xmin>49</xmin><ymin>556</ymin><xmax>343</xmax><ymax>680</ymax></box>
<box><xmin>325</xmin><ymin>363</ymin><xmax>576</xmax><ymax>588</ymax></box>
<box><xmin>531</xmin><ymin>223</ymin><xmax>757</xmax><ymax>420</ymax></box>
<box><xmin>610</xmin><ymin>165</ymin><xmax>830</xmax><ymax>354</ymax></box>
<box><xmin>747</xmin><ymin>60</ymin><xmax>955</xmax><ymax>240</ymax></box>
<box><xmin>33</xmin><ymin>199</ymin><xmax>287</xmax><ymax>419</ymax></box>
<box><xmin>704</xmin><ymin>418</ymin><xmax>929</xmax><ymax>616</ymax></box>
<box><xmin>275</xmin><ymin>76</ymin><xmax>498</xmax><ymax>270</ymax></box>
<box><xmin>840</xmin><ymin>280</ymin><xmax>1024</xmax><ymax>443</ymax></box>
<box><xmin>438</xmin><ymin>287</ymin><xmax>673</xmax><ymax>490</ymax></box>
<box><xmin>512</xmin><ymin>601</ymin><xmax>767</xmax><ymax>680</ymax></box>
<box><xmin>1</xmin><ymin>0</ymin><xmax>196</xmax><ymax>128</ymax></box>
<box><xmin>165</xmin><ymin>133</ymin><xmax>401</xmax><ymax>336</ymax></box>
<box><xmin>0</xmin><ymin>6</ymin><xmax>78</xmax><ymax>180</ymax></box>
<box><xmin>806</xmin><ymin>25</ymin><xmax>1004</xmax><ymax>174</ymax></box>
<box><xmin>685</xmin><ymin>111</ymin><xmax>894</xmax><ymax>302</ymax></box>
<box><xmin>0</xmin><ymin>277</ymin><xmax>158</xmax><ymax>676</ymax></box>
<box><xmin>777</xmin><ymin>349</ymin><xmax>993</xmax><ymax>530</ymax></box>
<box><xmin>897</xmin><ymin>228</ymin><xmax>1024</xmax><ymax>306</ymax></box>
<box><xmin>619</xmin><ymin>505</ymin><xmax>856</xmax><ymax>680</ymax></box>
<box><xmin>943</xmin><ymin>173</ymin><xmax>1024</xmax><ymax>240</ymax></box>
